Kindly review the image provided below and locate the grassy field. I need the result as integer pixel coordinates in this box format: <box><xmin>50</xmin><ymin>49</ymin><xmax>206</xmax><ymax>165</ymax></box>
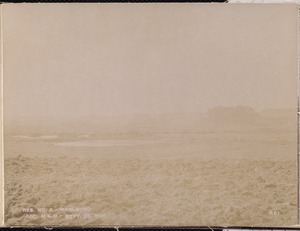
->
<box><xmin>4</xmin><ymin>130</ymin><xmax>297</xmax><ymax>226</ymax></box>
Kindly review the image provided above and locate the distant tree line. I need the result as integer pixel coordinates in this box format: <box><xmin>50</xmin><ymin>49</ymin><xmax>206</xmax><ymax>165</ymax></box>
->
<box><xmin>208</xmin><ymin>106</ymin><xmax>257</xmax><ymax>125</ymax></box>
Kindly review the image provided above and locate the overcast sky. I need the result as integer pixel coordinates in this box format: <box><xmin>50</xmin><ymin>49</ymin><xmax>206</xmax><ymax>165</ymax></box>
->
<box><xmin>3</xmin><ymin>3</ymin><xmax>298</xmax><ymax>118</ymax></box>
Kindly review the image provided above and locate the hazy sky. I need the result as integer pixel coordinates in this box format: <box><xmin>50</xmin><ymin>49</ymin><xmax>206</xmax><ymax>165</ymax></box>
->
<box><xmin>3</xmin><ymin>3</ymin><xmax>298</xmax><ymax>118</ymax></box>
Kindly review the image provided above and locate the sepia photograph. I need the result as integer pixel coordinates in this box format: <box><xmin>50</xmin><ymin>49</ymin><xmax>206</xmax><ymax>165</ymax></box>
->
<box><xmin>1</xmin><ymin>3</ymin><xmax>298</xmax><ymax>226</ymax></box>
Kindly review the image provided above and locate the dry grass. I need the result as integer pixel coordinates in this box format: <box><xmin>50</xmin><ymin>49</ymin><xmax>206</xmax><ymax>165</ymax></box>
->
<box><xmin>4</xmin><ymin>155</ymin><xmax>296</xmax><ymax>226</ymax></box>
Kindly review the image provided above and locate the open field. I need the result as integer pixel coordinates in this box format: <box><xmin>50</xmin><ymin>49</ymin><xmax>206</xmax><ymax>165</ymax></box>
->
<box><xmin>4</xmin><ymin>155</ymin><xmax>296</xmax><ymax>226</ymax></box>
<box><xmin>4</xmin><ymin>130</ymin><xmax>297</xmax><ymax>226</ymax></box>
